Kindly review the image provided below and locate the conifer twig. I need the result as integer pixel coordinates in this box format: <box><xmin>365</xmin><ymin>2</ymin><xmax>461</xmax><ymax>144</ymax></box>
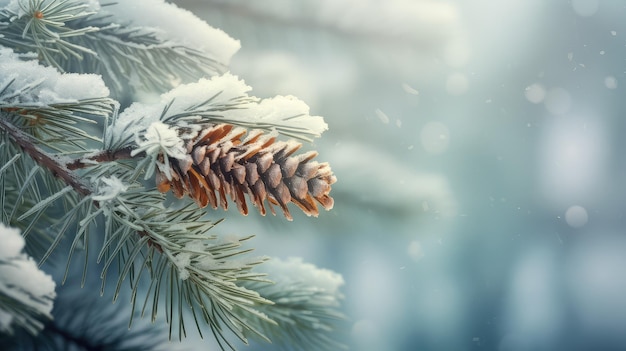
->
<box><xmin>64</xmin><ymin>146</ymin><xmax>138</xmax><ymax>170</ymax></box>
<box><xmin>0</xmin><ymin>117</ymin><xmax>91</xmax><ymax>196</ymax></box>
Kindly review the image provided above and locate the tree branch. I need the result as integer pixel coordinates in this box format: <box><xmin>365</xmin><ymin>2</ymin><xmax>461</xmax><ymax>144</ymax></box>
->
<box><xmin>0</xmin><ymin>117</ymin><xmax>92</xmax><ymax>196</ymax></box>
<box><xmin>65</xmin><ymin>147</ymin><xmax>137</xmax><ymax>170</ymax></box>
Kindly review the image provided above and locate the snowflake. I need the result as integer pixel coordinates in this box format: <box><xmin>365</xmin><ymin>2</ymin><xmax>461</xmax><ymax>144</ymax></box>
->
<box><xmin>131</xmin><ymin>121</ymin><xmax>190</xmax><ymax>180</ymax></box>
<box><xmin>92</xmin><ymin>176</ymin><xmax>128</xmax><ymax>202</ymax></box>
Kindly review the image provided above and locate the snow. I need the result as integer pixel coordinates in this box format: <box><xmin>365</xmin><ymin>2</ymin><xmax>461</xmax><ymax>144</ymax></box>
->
<box><xmin>131</xmin><ymin>121</ymin><xmax>190</xmax><ymax>180</ymax></box>
<box><xmin>0</xmin><ymin>222</ymin><xmax>23</xmax><ymax>258</ymax></box>
<box><xmin>1</xmin><ymin>0</ymin><xmax>240</xmax><ymax>65</ymax></box>
<box><xmin>565</xmin><ymin>205</ymin><xmax>588</xmax><ymax>228</ymax></box>
<box><xmin>115</xmin><ymin>73</ymin><xmax>328</xmax><ymax>149</ymax></box>
<box><xmin>402</xmin><ymin>83</ymin><xmax>419</xmax><ymax>95</ymax></box>
<box><xmin>0</xmin><ymin>223</ymin><xmax>56</xmax><ymax>333</ymax></box>
<box><xmin>604</xmin><ymin>76</ymin><xmax>618</xmax><ymax>89</ymax></box>
<box><xmin>375</xmin><ymin>108</ymin><xmax>390</xmax><ymax>124</ymax></box>
<box><xmin>245</xmin><ymin>95</ymin><xmax>328</xmax><ymax>139</ymax></box>
<box><xmin>98</xmin><ymin>0</ymin><xmax>240</xmax><ymax>66</ymax></box>
<box><xmin>264</xmin><ymin>257</ymin><xmax>344</xmax><ymax>294</ymax></box>
<box><xmin>0</xmin><ymin>48</ymin><xmax>109</xmax><ymax>105</ymax></box>
<box><xmin>173</xmin><ymin>251</ymin><xmax>192</xmax><ymax>280</ymax></box>
<box><xmin>92</xmin><ymin>176</ymin><xmax>128</xmax><ymax>202</ymax></box>
<box><xmin>135</xmin><ymin>122</ymin><xmax>187</xmax><ymax>160</ymax></box>
<box><xmin>524</xmin><ymin>83</ymin><xmax>546</xmax><ymax>104</ymax></box>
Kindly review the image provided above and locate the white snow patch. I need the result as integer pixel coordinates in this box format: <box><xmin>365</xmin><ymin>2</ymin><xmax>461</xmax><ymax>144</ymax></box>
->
<box><xmin>92</xmin><ymin>176</ymin><xmax>128</xmax><ymax>202</ymax></box>
<box><xmin>99</xmin><ymin>0</ymin><xmax>240</xmax><ymax>65</ymax></box>
<box><xmin>0</xmin><ymin>48</ymin><xmax>109</xmax><ymax>105</ymax></box>
<box><xmin>115</xmin><ymin>74</ymin><xmax>328</xmax><ymax>147</ymax></box>
<box><xmin>173</xmin><ymin>251</ymin><xmax>192</xmax><ymax>280</ymax></box>
<box><xmin>0</xmin><ymin>224</ymin><xmax>56</xmax><ymax>333</ymax></box>
<box><xmin>264</xmin><ymin>257</ymin><xmax>344</xmax><ymax>294</ymax></box>
<box><xmin>0</xmin><ymin>223</ymin><xmax>23</xmax><ymax>258</ymax></box>
<box><xmin>131</xmin><ymin>121</ymin><xmax>189</xmax><ymax>180</ymax></box>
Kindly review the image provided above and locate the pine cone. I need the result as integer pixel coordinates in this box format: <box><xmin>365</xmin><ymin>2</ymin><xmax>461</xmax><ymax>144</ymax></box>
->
<box><xmin>155</xmin><ymin>123</ymin><xmax>336</xmax><ymax>221</ymax></box>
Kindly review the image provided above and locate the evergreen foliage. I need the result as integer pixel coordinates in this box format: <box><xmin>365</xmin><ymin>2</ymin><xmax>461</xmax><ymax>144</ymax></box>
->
<box><xmin>0</xmin><ymin>1</ymin><xmax>344</xmax><ymax>350</ymax></box>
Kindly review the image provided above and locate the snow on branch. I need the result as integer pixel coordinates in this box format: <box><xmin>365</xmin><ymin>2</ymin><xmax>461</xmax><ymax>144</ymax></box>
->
<box><xmin>0</xmin><ymin>48</ymin><xmax>109</xmax><ymax>106</ymax></box>
<box><xmin>0</xmin><ymin>0</ymin><xmax>241</xmax><ymax>99</ymax></box>
<box><xmin>239</xmin><ymin>257</ymin><xmax>346</xmax><ymax>350</ymax></box>
<box><xmin>99</xmin><ymin>0</ymin><xmax>240</xmax><ymax>66</ymax></box>
<box><xmin>0</xmin><ymin>224</ymin><xmax>56</xmax><ymax>336</ymax></box>
<box><xmin>112</xmin><ymin>73</ymin><xmax>328</xmax><ymax>149</ymax></box>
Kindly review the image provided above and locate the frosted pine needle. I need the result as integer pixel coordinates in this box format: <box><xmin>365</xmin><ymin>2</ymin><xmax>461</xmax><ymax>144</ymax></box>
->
<box><xmin>155</xmin><ymin>123</ymin><xmax>336</xmax><ymax>220</ymax></box>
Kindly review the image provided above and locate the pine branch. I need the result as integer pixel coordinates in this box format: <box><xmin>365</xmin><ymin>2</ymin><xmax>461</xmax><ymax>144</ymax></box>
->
<box><xmin>237</xmin><ymin>258</ymin><xmax>347</xmax><ymax>351</ymax></box>
<box><xmin>84</xmin><ymin>188</ymin><xmax>275</xmax><ymax>347</ymax></box>
<box><xmin>0</xmin><ymin>117</ymin><xmax>91</xmax><ymax>196</ymax></box>
<box><xmin>0</xmin><ymin>3</ymin><xmax>345</xmax><ymax>350</ymax></box>
<box><xmin>0</xmin><ymin>224</ymin><xmax>55</xmax><ymax>337</ymax></box>
<box><xmin>0</xmin><ymin>280</ymin><xmax>183</xmax><ymax>351</ymax></box>
<box><xmin>0</xmin><ymin>0</ymin><xmax>238</xmax><ymax>100</ymax></box>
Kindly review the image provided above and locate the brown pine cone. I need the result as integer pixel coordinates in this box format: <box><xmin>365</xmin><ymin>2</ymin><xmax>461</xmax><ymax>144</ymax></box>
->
<box><xmin>155</xmin><ymin>123</ymin><xmax>336</xmax><ymax>221</ymax></box>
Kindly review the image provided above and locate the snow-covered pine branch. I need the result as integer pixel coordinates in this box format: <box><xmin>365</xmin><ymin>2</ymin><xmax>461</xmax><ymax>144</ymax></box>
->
<box><xmin>0</xmin><ymin>0</ymin><xmax>344</xmax><ymax>349</ymax></box>
<box><xmin>238</xmin><ymin>257</ymin><xmax>347</xmax><ymax>351</ymax></box>
<box><xmin>112</xmin><ymin>73</ymin><xmax>328</xmax><ymax>145</ymax></box>
<box><xmin>108</xmin><ymin>73</ymin><xmax>335</xmax><ymax>220</ymax></box>
<box><xmin>0</xmin><ymin>0</ymin><xmax>240</xmax><ymax>100</ymax></box>
<box><xmin>0</xmin><ymin>224</ymin><xmax>55</xmax><ymax>336</ymax></box>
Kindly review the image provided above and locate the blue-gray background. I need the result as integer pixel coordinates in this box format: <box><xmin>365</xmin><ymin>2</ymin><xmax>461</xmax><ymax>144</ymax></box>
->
<box><xmin>173</xmin><ymin>1</ymin><xmax>626</xmax><ymax>350</ymax></box>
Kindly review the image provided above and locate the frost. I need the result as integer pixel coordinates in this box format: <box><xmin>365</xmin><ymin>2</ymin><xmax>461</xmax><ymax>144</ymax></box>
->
<box><xmin>131</xmin><ymin>121</ymin><xmax>189</xmax><ymax>180</ymax></box>
<box><xmin>0</xmin><ymin>48</ymin><xmax>109</xmax><ymax>105</ymax></box>
<box><xmin>173</xmin><ymin>251</ymin><xmax>192</xmax><ymax>280</ymax></box>
<box><xmin>134</xmin><ymin>122</ymin><xmax>187</xmax><ymax>160</ymax></box>
<box><xmin>92</xmin><ymin>176</ymin><xmax>128</xmax><ymax>202</ymax></box>
<box><xmin>0</xmin><ymin>224</ymin><xmax>56</xmax><ymax>334</ymax></box>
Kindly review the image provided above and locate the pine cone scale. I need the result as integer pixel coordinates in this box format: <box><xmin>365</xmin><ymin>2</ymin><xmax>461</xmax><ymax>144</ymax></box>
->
<box><xmin>156</xmin><ymin>123</ymin><xmax>336</xmax><ymax>220</ymax></box>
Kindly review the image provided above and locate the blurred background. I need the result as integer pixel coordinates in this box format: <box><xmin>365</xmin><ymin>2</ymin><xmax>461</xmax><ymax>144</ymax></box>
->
<box><xmin>171</xmin><ymin>1</ymin><xmax>626</xmax><ymax>350</ymax></box>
